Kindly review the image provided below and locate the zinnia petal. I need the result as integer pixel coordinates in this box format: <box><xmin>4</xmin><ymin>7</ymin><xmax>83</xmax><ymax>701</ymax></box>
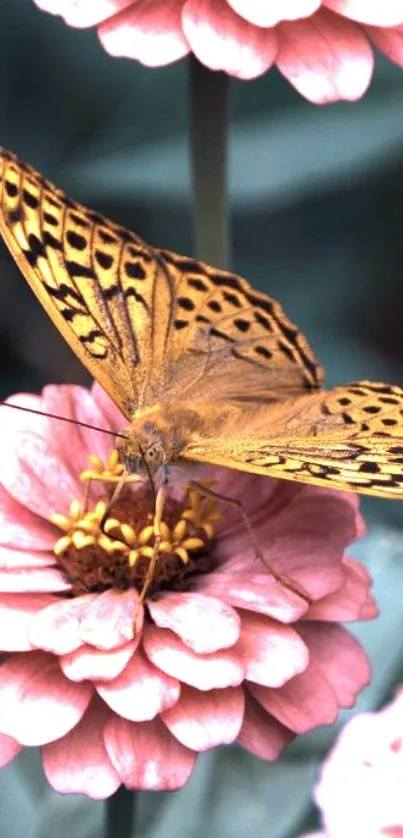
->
<box><xmin>182</xmin><ymin>0</ymin><xmax>278</xmax><ymax>79</ymax></box>
<box><xmin>35</xmin><ymin>0</ymin><xmax>135</xmax><ymax>28</ymax></box>
<box><xmin>76</xmin><ymin>589</ymin><xmax>141</xmax><ymax>650</ymax></box>
<box><xmin>96</xmin><ymin>648</ymin><xmax>180</xmax><ymax>721</ymax></box>
<box><xmin>0</xmin><ymin>566</ymin><xmax>70</xmax><ymax>593</ymax></box>
<box><xmin>99</xmin><ymin>0</ymin><xmax>189</xmax><ymax>66</ymax></box>
<box><xmin>365</xmin><ymin>23</ymin><xmax>403</xmax><ymax>66</ymax></box>
<box><xmin>161</xmin><ymin>684</ymin><xmax>244</xmax><ymax>750</ymax></box>
<box><xmin>60</xmin><ymin>641</ymin><xmax>137</xmax><ymax>682</ymax></box>
<box><xmin>296</xmin><ymin>622</ymin><xmax>371</xmax><ymax>708</ymax></box>
<box><xmin>227</xmin><ymin>0</ymin><xmax>321</xmax><ymax>28</ymax></box>
<box><xmin>0</xmin><ymin>484</ymin><xmax>56</xmax><ymax>551</ymax></box>
<box><xmin>0</xmin><ymin>733</ymin><xmax>22</xmax><ymax>767</ymax></box>
<box><xmin>0</xmin><ymin>651</ymin><xmax>92</xmax><ymax>745</ymax></box>
<box><xmin>304</xmin><ymin>557</ymin><xmax>378</xmax><ymax>621</ymax></box>
<box><xmin>147</xmin><ymin>591</ymin><xmax>241</xmax><ymax>653</ymax></box>
<box><xmin>236</xmin><ymin>611</ymin><xmax>309</xmax><ymax>687</ymax></box>
<box><xmin>324</xmin><ymin>0</ymin><xmax>403</xmax><ymax>26</ymax></box>
<box><xmin>143</xmin><ymin>625</ymin><xmax>245</xmax><ymax>689</ymax></box>
<box><xmin>249</xmin><ymin>661</ymin><xmax>340</xmax><ymax>733</ymax></box>
<box><xmin>42</xmin><ymin>698</ymin><xmax>121</xmax><ymax>799</ymax></box>
<box><xmin>104</xmin><ymin>714</ymin><xmax>196</xmax><ymax>790</ymax></box>
<box><xmin>238</xmin><ymin>693</ymin><xmax>295</xmax><ymax>759</ymax></box>
<box><xmin>276</xmin><ymin>8</ymin><xmax>374</xmax><ymax>103</ymax></box>
<box><xmin>0</xmin><ymin>593</ymin><xmax>58</xmax><ymax>651</ymax></box>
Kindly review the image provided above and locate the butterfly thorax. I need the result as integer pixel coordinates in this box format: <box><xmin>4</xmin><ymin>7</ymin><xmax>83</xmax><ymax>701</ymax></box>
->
<box><xmin>115</xmin><ymin>402</ymin><xmax>210</xmax><ymax>477</ymax></box>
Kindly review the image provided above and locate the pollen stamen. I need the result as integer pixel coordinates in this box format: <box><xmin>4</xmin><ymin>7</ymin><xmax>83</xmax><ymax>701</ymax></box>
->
<box><xmin>50</xmin><ymin>451</ymin><xmax>220</xmax><ymax>595</ymax></box>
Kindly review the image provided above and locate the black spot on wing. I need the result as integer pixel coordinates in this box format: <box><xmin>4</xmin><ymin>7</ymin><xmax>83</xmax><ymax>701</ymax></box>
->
<box><xmin>95</xmin><ymin>250</ymin><xmax>113</xmax><ymax>270</ymax></box>
<box><xmin>124</xmin><ymin>261</ymin><xmax>146</xmax><ymax>279</ymax></box>
<box><xmin>25</xmin><ymin>232</ymin><xmax>46</xmax><ymax>267</ymax></box>
<box><xmin>5</xmin><ymin>181</ymin><xmax>18</xmax><ymax>198</ymax></box>
<box><xmin>66</xmin><ymin>230</ymin><xmax>87</xmax><ymax>251</ymax></box>
<box><xmin>22</xmin><ymin>189</ymin><xmax>39</xmax><ymax>209</ymax></box>
<box><xmin>188</xmin><ymin>277</ymin><xmax>209</xmax><ymax>292</ymax></box>
<box><xmin>65</xmin><ymin>260</ymin><xmax>95</xmax><ymax>279</ymax></box>
<box><xmin>44</xmin><ymin>212</ymin><xmax>58</xmax><ymax>226</ymax></box>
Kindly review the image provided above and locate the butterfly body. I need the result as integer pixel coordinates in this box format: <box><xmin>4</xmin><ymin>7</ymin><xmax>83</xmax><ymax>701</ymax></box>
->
<box><xmin>1</xmin><ymin>146</ymin><xmax>403</xmax><ymax>500</ymax></box>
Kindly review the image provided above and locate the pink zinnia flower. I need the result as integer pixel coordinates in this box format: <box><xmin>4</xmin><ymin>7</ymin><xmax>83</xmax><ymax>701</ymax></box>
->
<box><xmin>302</xmin><ymin>689</ymin><xmax>403</xmax><ymax>838</ymax></box>
<box><xmin>0</xmin><ymin>382</ymin><xmax>375</xmax><ymax>798</ymax></box>
<box><xmin>33</xmin><ymin>1</ymin><xmax>403</xmax><ymax>103</ymax></box>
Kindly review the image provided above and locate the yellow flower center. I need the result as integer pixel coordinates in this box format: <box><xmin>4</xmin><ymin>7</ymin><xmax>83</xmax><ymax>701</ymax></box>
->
<box><xmin>50</xmin><ymin>451</ymin><xmax>220</xmax><ymax>597</ymax></box>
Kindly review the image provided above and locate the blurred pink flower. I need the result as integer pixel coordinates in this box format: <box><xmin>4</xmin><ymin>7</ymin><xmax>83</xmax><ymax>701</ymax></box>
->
<box><xmin>0</xmin><ymin>382</ymin><xmax>375</xmax><ymax>798</ymax></box>
<box><xmin>33</xmin><ymin>1</ymin><xmax>403</xmax><ymax>103</ymax></box>
<box><xmin>303</xmin><ymin>689</ymin><xmax>403</xmax><ymax>838</ymax></box>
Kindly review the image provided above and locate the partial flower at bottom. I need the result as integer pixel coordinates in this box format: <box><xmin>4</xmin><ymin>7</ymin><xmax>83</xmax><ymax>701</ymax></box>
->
<box><xmin>301</xmin><ymin>689</ymin><xmax>403</xmax><ymax>838</ymax></box>
<box><xmin>33</xmin><ymin>1</ymin><xmax>403</xmax><ymax>103</ymax></box>
<box><xmin>0</xmin><ymin>382</ymin><xmax>376</xmax><ymax>798</ymax></box>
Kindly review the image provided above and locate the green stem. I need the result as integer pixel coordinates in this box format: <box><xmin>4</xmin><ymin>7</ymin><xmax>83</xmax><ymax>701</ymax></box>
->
<box><xmin>188</xmin><ymin>56</ymin><xmax>230</xmax><ymax>270</ymax></box>
<box><xmin>105</xmin><ymin>786</ymin><xmax>136</xmax><ymax>838</ymax></box>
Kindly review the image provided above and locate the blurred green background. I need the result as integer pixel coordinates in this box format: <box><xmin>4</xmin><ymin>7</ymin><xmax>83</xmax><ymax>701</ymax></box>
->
<box><xmin>1</xmin><ymin>2</ymin><xmax>403</xmax><ymax>836</ymax></box>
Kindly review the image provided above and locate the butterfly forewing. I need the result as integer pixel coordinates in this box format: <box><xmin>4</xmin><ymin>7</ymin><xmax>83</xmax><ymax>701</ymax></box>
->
<box><xmin>0</xmin><ymin>149</ymin><xmax>179</xmax><ymax>417</ymax></box>
<box><xmin>0</xmin><ymin>148</ymin><xmax>323</xmax><ymax>414</ymax></box>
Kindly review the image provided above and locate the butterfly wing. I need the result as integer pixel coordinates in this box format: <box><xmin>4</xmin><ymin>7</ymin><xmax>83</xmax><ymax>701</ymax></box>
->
<box><xmin>157</xmin><ymin>248</ymin><xmax>323</xmax><ymax>404</ymax></box>
<box><xmin>0</xmin><ymin>148</ymin><xmax>323</xmax><ymax>422</ymax></box>
<box><xmin>182</xmin><ymin>381</ymin><xmax>403</xmax><ymax>499</ymax></box>
<box><xmin>0</xmin><ymin>149</ymin><xmax>185</xmax><ymax>418</ymax></box>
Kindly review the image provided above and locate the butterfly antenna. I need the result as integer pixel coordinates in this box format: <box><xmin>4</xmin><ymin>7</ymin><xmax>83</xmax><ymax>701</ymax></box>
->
<box><xmin>1</xmin><ymin>401</ymin><xmax>127</xmax><ymax>439</ymax></box>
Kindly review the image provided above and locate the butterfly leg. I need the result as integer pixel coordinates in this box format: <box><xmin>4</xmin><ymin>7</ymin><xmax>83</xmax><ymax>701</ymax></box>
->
<box><xmin>138</xmin><ymin>481</ymin><xmax>167</xmax><ymax>602</ymax></box>
<box><xmin>99</xmin><ymin>468</ymin><xmax>130</xmax><ymax>533</ymax></box>
<box><xmin>188</xmin><ymin>480</ymin><xmax>310</xmax><ymax>603</ymax></box>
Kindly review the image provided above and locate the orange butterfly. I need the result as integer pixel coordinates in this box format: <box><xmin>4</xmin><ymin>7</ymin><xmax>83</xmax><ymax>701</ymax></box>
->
<box><xmin>0</xmin><ymin>146</ymin><xmax>402</xmax><ymax>508</ymax></box>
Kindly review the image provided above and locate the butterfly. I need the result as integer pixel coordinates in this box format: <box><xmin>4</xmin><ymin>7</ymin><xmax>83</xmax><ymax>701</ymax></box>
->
<box><xmin>1</xmin><ymin>146</ymin><xmax>403</xmax><ymax>503</ymax></box>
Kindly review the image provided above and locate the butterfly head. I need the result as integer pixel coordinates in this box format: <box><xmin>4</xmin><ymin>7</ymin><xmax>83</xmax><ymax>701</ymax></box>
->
<box><xmin>115</xmin><ymin>423</ymin><xmax>166</xmax><ymax>477</ymax></box>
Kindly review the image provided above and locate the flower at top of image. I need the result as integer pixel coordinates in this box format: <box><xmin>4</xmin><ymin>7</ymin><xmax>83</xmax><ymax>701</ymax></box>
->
<box><xmin>0</xmin><ymin>381</ymin><xmax>375</xmax><ymax>798</ymax></box>
<box><xmin>300</xmin><ymin>689</ymin><xmax>403</xmax><ymax>838</ymax></box>
<box><xmin>33</xmin><ymin>0</ymin><xmax>403</xmax><ymax>103</ymax></box>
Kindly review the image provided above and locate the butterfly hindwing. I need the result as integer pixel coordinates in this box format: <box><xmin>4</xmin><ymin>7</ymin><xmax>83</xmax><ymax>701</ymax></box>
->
<box><xmin>183</xmin><ymin>381</ymin><xmax>403</xmax><ymax>499</ymax></box>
